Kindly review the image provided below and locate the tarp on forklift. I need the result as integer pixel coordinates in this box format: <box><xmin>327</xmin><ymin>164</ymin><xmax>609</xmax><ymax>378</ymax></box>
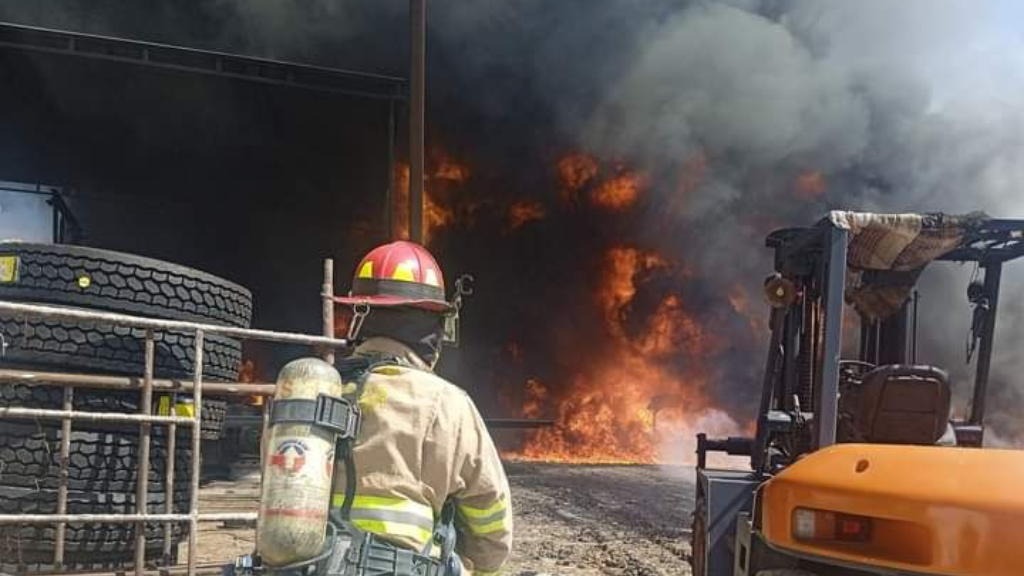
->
<box><xmin>828</xmin><ymin>211</ymin><xmax>988</xmax><ymax>320</ymax></box>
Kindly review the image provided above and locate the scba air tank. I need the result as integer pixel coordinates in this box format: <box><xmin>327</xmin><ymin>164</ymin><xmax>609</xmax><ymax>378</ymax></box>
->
<box><xmin>257</xmin><ymin>357</ymin><xmax>344</xmax><ymax>567</ymax></box>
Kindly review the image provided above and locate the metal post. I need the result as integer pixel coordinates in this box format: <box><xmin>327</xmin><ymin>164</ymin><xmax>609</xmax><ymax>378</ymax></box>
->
<box><xmin>409</xmin><ymin>0</ymin><xmax>426</xmax><ymax>244</ymax></box>
<box><xmin>163</xmin><ymin>390</ymin><xmax>177</xmax><ymax>565</ymax></box>
<box><xmin>322</xmin><ymin>259</ymin><xmax>336</xmax><ymax>364</ymax></box>
<box><xmin>386</xmin><ymin>100</ymin><xmax>397</xmax><ymax>240</ymax></box>
<box><xmin>970</xmin><ymin>261</ymin><xmax>1002</xmax><ymax>425</ymax></box>
<box><xmin>53</xmin><ymin>384</ymin><xmax>73</xmax><ymax>567</ymax></box>
<box><xmin>816</xmin><ymin>227</ymin><xmax>847</xmax><ymax>449</ymax></box>
<box><xmin>187</xmin><ymin>330</ymin><xmax>205</xmax><ymax>576</ymax></box>
<box><xmin>135</xmin><ymin>330</ymin><xmax>155</xmax><ymax>574</ymax></box>
<box><xmin>752</xmin><ymin>308</ymin><xmax>786</xmax><ymax>473</ymax></box>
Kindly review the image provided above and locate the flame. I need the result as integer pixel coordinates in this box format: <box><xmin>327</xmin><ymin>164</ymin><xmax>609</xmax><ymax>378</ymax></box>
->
<box><xmin>238</xmin><ymin>360</ymin><xmax>257</xmax><ymax>383</ymax></box>
<box><xmin>591</xmin><ymin>169</ymin><xmax>643</xmax><ymax>210</ymax></box>
<box><xmin>434</xmin><ymin>159</ymin><xmax>470</xmax><ymax>182</ymax></box>
<box><xmin>794</xmin><ymin>170</ymin><xmax>827</xmax><ymax>199</ymax></box>
<box><xmin>506</xmin><ymin>200</ymin><xmax>547</xmax><ymax>232</ymax></box>
<box><xmin>507</xmin><ymin>246</ymin><xmax>740</xmax><ymax>464</ymax></box>
<box><xmin>392</xmin><ymin>154</ymin><xmax>469</xmax><ymax>245</ymax></box>
<box><xmin>557</xmin><ymin>152</ymin><xmax>599</xmax><ymax>202</ymax></box>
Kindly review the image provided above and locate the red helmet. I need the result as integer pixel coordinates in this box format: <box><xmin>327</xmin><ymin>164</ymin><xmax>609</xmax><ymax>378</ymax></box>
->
<box><xmin>334</xmin><ymin>241</ymin><xmax>452</xmax><ymax>313</ymax></box>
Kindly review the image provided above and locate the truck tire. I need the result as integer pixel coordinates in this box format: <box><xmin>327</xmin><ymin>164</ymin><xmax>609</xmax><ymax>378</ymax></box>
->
<box><xmin>0</xmin><ymin>486</ymin><xmax>187</xmax><ymax>551</ymax></box>
<box><xmin>0</xmin><ymin>383</ymin><xmax>230</xmax><ymax>439</ymax></box>
<box><xmin>0</xmin><ymin>242</ymin><xmax>252</xmax><ymax>328</ymax></box>
<box><xmin>200</xmin><ymin>396</ymin><xmax>228</xmax><ymax>440</ymax></box>
<box><xmin>0</xmin><ymin>544</ymin><xmax>178</xmax><ymax>573</ymax></box>
<box><xmin>0</xmin><ymin>423</ymin><xmax>192</xmax><ymax>494</ymax></box>
<box><xmin>0</xmin><ymin>314</ymin><xmax>242</xmax><ymax>380</ymax></box>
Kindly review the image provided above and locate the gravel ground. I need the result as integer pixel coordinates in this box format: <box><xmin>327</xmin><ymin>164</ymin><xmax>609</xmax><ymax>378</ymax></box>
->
<box><xmin>192</xmin><ymin>462</ymin><xmax>696</xmax><ymax>576</ymax></box>
<box><xmin>502</xmin><ymin>462</ymin><xmax>695</xmax><ymax>576</ymax></box>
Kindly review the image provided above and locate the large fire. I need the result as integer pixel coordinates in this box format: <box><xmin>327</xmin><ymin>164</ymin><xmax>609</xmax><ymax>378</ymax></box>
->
<box><xmin>385</xmin><ymin>148</ymin><xmax>750</xmax><ymax>465</ymax></box>
<box><xmin>506</xmin><ymin>246</ymin><xmax>743</xmax><ymax>464</ymax></box>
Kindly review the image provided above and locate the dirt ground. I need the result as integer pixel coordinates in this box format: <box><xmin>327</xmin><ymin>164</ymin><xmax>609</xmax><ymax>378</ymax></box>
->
<box><xmin>193</xmin><ymin>462</ymin><xmax>695</xmax><ymax>576</ymax></box>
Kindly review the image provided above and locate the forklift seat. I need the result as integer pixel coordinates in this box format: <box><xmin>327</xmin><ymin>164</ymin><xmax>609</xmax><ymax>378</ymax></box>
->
<box><xmin>838</xmin><ymin>365</ymin><xmax>952</xmax><ymax>445</ymax></box>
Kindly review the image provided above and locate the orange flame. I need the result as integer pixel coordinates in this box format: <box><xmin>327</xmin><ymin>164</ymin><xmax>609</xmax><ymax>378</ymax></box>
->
<box><xmin>506</xmin><ymin>200</ymin><xmax>547</xmax><ymax>232</ymax></box>
<box><xmin>392</xmin><ymin>154</ymin><xmax>469</xmax><ymax>245</ymax></box>
<box><xmin>507</xmin><ymin>247</ymin><xmax>741</xmax><ymax>464</ymax></box>
<box><xmin>557</xmin><ymin>152</ymin><xmax>599</xmax><ymax>203</ymax></box>
<box><xmin>434</xmin><ymin>159</ymin><xmax>470</xmax><ymax>183</ymax></box>
<box><xmin>591</xmin><ymin>169</ymin><xmax>643</xmax><ymax>210</ymax></box>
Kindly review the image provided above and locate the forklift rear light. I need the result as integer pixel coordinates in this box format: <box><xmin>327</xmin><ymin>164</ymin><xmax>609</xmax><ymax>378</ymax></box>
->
<box><xmin>793</xmin><ymin>508</ymin><xmax>872</xmax><ymax>542</ymax></box>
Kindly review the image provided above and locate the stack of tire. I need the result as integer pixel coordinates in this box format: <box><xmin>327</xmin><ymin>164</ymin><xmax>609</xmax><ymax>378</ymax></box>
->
<box><xmin>0</xmin><ymin>243</ymin><xmax>252</xmax><ymax>572</ymax></box>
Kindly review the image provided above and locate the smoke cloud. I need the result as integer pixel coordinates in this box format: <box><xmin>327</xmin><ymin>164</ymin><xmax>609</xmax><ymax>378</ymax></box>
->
<box><xmin>2</xmin><ymin>0</ymin><xmax>1024</xmax><ymax>447</ymax></box>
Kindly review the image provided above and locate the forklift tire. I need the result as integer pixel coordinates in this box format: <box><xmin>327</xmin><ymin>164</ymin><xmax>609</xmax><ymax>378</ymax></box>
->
<box><xmin>0</xmin><ymin>242</ymin><xmax>252</xmax><ymax>328</ymax></box>
<box><xmin>0</xmin><ymin>384</ymin><xmax>229</xmax><ymax>439</ymax></box>
<box><xmin>0</xmin><ymin>422</ymin><xmax>192</xmax><ymax>494</ymax></box>
<box><xmin>0</xmin><ymin>314</ymin><xmax>243</xmax><ymax>380</ymax></box>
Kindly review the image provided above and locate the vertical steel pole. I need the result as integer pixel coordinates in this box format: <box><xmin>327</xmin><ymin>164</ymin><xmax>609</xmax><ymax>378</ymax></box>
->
<box><xmin>187</xmin><ymin>329</ymin><xmax>205</xmax><ymax>576</ymax></box>
<box><xmin>135</xmin><ymin>330</ymin><xmax>155</xmax><ymax>574</ymax></box>
<box><xmin>970</xmin><ymin>261</ymin><xmax>1003</xmax><ymax>426</ymax></box>
<box><xmin>322</xmin><ymin>259</ymin><xmax>336</xmax><ymax>364</ymax></box>
<box><xmin>386</xmin><ymin>100</ymin><xmax>397</xmax><ymax>240</ymax></box>
<box><xmin>53</xmin><ymin>384</ymin><xmax>73</xmax><ymax>567</ymax></box>
<box><xmin>163</xmin><ymin>391</ymin><xmax>177</xmax><ymax>565</ymax></box>
<box><xmin>409</xmin><ymin>0</ymin><xmax>426</xmax><ymax>244</ymax></box>
<box><xmin>816</xmin><ymin>226</ymin><xmax>847</xmax><ymax>449</ymax></box>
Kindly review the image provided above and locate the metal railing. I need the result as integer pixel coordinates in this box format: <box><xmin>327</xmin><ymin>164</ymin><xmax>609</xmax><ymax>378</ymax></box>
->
<box><xmin>0</xmin><ymin>299</ymin><xmax>349</xmax><ymax>576</ymax></box>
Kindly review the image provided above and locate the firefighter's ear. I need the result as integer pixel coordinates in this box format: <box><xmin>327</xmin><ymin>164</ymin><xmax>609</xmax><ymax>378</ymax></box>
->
<box><xmin>442</xmin><ymin>311</ymin><xmax>460</xmax><ymax>348</ymax></box>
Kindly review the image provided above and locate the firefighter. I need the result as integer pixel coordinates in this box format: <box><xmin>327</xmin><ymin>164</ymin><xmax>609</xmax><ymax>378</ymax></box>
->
<box><xmin>333</xmin><ymin>240</ymin><xmax>513</xmax><ymax>576</ymax></box>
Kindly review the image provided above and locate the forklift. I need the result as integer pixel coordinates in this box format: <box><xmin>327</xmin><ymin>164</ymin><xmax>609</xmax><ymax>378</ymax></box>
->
<box><xmin>691</xmin><ymin>211</ymin><xmax>1024</xmax><ymax>576</ymax></box>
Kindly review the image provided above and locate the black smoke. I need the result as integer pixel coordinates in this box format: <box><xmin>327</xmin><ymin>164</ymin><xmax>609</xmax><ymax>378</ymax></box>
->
<box><xmin>2</xmin><ymin>0</ymin><xmax>1023</xmax><ymax>447</ymax></box>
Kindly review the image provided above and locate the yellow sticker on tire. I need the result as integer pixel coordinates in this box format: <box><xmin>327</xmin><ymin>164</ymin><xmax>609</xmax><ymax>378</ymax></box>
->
<box><xmin>0</xmin><ymin>256</ymin><xmax>19</xmax><ymax>283</ymax></box>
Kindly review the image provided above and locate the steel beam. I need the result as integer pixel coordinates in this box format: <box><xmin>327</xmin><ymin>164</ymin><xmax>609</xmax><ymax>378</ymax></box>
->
<box><xmin>816</xmin><ymin>226</ymin><xmax>848</xmax><ymax>449</ymax></box>
<box><xmin>970</xmin><ymin>261</ymin><xmax>1002</xmax><ymax>425</ymax></box>
<box><xmin>408</xmin><ymin>0</ymin><xmax>426</xmax><ymax>243</ymax></box>
<box><xmin>0</xmin><ymin>22</ymin><xmax>406</xmax><ymax>101</ymax></box>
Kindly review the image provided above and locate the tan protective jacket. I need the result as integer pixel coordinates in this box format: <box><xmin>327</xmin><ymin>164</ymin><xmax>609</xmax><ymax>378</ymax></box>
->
<box><xmin>331</xmin><ymin>338</ymin><xmax>513</xmax><ymax>575</ymax></box>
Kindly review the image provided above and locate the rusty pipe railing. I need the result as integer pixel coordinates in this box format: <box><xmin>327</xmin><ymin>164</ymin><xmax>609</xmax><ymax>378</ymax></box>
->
<box><xmin>0</xmin><ymin>298</ymin><xmax>350</xmax><ymax>576</ymax></box>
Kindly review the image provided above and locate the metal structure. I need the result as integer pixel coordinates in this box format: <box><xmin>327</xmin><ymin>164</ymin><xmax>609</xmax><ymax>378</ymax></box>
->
<box><xmin>408</xmin><ymin>0</ymin><xmax>426</xmax><ymax>245</ymax></box>
<box><xmin>0</xmin><ymin>21</ymin><xmax>406</xmax><ymax>247</ymax></box>
<box><xmin>692</xmin><ymin>213</ymin><xmax>1024</xmax><ymax>576</ymax></box>
<box><xmin>0</xmin><ymin>22</ymin><xmax>406</xmax><ymax>102</ymax></box>
<box><xmin>0</xmin><ymin>298</ymin><xmax>350</xmax><ymax>576</ymax></box>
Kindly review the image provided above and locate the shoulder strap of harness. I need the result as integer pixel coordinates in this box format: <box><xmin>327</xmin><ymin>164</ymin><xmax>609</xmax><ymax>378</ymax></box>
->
<box><xmin>332</xmin><ymin>354</ymin><xmax>401</xmax><ymax>523</ymax></box>
<box><xmin>328</xmin><ymin>354</ymin><xmax>460</xmax><ymax>576</ymax></box>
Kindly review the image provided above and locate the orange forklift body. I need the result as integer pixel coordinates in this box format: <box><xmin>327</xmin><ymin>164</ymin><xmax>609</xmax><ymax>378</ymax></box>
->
<box><xmin>761</xmin><ymin>443</ymin><xmax>1024</xmax><ymax>576</ymax></box>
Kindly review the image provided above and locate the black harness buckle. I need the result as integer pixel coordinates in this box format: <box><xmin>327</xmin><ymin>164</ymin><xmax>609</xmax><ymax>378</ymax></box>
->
<box><xmin>315</xmin><ymin>394</ymin><xmax>361</xmax><ymax>440</ymax></box>
<box><xmin>270</xmin><ymin>395</ymin><xmax>361</xmax><ymax>441</ymax></box>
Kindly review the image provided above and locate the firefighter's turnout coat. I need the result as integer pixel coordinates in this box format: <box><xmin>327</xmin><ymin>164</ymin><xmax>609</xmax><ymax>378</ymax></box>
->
<box><xmin>331</xmin><ymin>337</ymin><xmax>513</xmax><ymax>575</ymax></box>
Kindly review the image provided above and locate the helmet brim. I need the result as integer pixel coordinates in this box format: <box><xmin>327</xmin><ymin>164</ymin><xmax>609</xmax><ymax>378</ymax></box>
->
<box><xmin>334</xmin><ymin>294</ymin><xmax>453</xmax><ymax>313</ymax></box>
